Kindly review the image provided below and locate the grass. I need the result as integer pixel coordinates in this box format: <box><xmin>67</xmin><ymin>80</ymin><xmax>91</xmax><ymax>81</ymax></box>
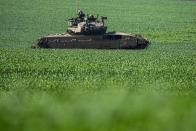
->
<box><xmin>0</xmin><ymin>0</ymin><xmax>196</xmax><ymax>130</ymax></box>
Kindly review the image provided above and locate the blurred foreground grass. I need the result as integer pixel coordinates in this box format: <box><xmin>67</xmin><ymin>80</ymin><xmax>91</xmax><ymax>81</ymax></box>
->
<box><xmin>1</xmin><ymin>90</ymin><xmax>196</xmax><ymax>131</ymax></box>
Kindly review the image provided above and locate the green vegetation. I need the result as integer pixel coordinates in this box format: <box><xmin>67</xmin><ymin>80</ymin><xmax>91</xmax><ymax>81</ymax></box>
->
<box><xmin>0</xmin><ymin>0</ymin><xmax>196</xmax><ymax>130</ymax></box>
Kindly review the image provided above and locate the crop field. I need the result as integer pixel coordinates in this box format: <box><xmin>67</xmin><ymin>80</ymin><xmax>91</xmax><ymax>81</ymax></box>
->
<box><xmin>0</xmin><ymin>0</ymin><xmax>196</xmax><ymax>130</ymax></box>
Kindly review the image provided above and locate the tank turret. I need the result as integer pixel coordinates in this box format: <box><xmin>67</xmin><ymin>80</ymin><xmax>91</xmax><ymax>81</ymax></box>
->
<box><xmin>67</xmin><ymin>10</ymin><xmax>107</xmax><ymax>35</ymax></box>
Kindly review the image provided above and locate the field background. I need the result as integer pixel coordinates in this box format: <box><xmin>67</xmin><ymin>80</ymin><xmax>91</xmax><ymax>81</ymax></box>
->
<box><xmin>0</xmin><ymin>0</ymin><xmax>196</xmax><ymax>130</ymax></box>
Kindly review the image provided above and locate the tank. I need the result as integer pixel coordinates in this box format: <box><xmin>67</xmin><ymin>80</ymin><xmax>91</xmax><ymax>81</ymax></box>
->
<box><xmin>33</xmin><ymin>10</ymin><xmax>150</xmax><ymax>49</ymax></box>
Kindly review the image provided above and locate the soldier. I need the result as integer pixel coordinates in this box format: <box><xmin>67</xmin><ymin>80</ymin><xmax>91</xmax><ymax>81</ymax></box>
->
<box><xmin>78</xmin><ymin>10</ymin><xmax>85</xmax><ymax>19</ymax></box>
<box><xmin>88</xmin><ymin>14</ymin><xmax>96</xmax><ymax>21</ymax></box>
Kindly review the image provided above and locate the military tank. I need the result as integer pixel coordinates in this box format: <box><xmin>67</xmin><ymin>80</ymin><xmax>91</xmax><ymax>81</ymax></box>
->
<box><xmin>34</xmin><ymin>10</ymin><xmax>150</xmax><ymax>49</ymax></box>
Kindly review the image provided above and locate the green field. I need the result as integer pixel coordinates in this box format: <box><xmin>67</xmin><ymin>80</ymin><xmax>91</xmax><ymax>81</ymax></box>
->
<box><xmin>0</xmin><ymin>0</ymin><xmax>196</xmax><ymax>130</ymax></box>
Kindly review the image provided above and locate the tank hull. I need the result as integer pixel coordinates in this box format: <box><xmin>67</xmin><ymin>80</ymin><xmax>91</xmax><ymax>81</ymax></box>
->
<box><xmin>36</xmin><ymin>32</ymin><xmax>150</xmax><ymax>49</ymax></box>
